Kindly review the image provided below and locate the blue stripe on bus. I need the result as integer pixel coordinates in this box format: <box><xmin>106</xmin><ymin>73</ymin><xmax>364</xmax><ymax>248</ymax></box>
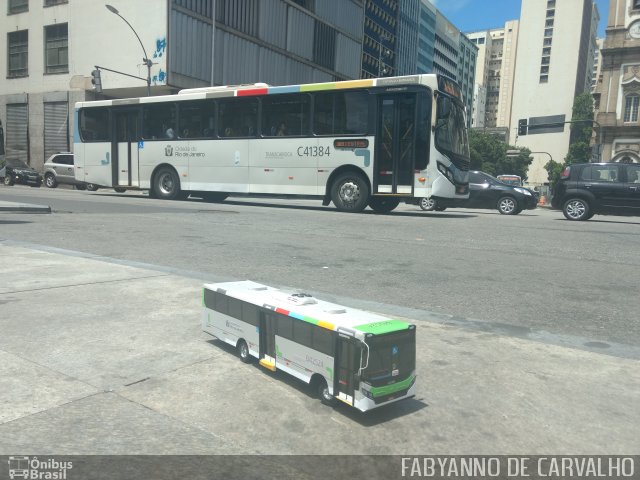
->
<box><xmin>267</xmin><ymin>86</ymin><xmax>300</xmax><ymax>94</ymax></box>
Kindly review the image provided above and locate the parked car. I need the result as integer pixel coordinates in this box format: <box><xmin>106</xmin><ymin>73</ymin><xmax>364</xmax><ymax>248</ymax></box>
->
<box><xmin>43</xmin><ymin>152</ymin><xmax>98</xmax><ymax>190</ymax></box>
<box><xmin>420</xmin><ymin>171</ymin><xmax>537</xmax><ymax>214</ymax></box>
<box><xmin>1</xmin><ymin>158</ymin><xmax>42</xmax><ymax>187</ymax></box>
<box><xmin>551</xmin><ymin>162</ymin><xmax>640</xmax><ymax>221</ymax></box>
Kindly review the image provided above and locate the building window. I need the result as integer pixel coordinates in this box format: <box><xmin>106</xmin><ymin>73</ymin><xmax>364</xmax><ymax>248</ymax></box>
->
<box><xmin>540</xmin><ymin>66</ymin><xmax>549</xmax><ymax>74</ymax></box>
<box><xmin>44</xmin><ymin>23</ymin><xmax>68</xmax><ymax>74</ymax></box>
<box><xmin>545</xmin><ymin>19</ymin><xmax>554</xmax><ymax>27</ymax></box>
<box><xmin>541</xmin><ymin>56</ymin><xmax>550</xmax><ymax>65</ymax></box>
<box><xmin>8</xmin><ymin>30</ymin><xmax>28</xmax><ymax>78</ymax></box>
<box><xmin>8</xmin><ymin>0</ymin><xmax>28</xmax><ymax>14</ymax></box>
<box><xmin>44</xmin><ymin>0</ymin><xmax>68</xmax><ymax>5</ymax></box>
<box><xmin>544</xmin><ymin>28</ymin><xmax>554</xmax><ymax>37</ymax></box>
<box><xmin>624</xmin><ymin>95</ymin><xmax>639</xmax><ymax>122</ymax></box>
<box><xmin>546</xmin><ymin>9</ymin><xmax>555</xmax><ymax>18</ymax></box>
<box><xmin>543</xmin><ymin>38</ymin><xmax>552</xmax><ymax>46</ymax></box>
<box><xmin>634</xmin><ymin>0</ymin><xmax>640</xmax><ymax>9</ymax></box>
<box><xmin>543</xmin><ymin>47</ymin><xmax>551</xmax><ymax>55</ymax></box>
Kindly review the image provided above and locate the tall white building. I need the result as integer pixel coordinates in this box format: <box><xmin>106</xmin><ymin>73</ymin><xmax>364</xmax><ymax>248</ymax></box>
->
<box><xmin>468</xmin><ymin>21</ymin><xmax>519</xmax><ymax>131</ymax></box>
<box><xmin>509</xmin><ymin>0</ymin><xmax>599</xmax><ymax>184</ymax></box>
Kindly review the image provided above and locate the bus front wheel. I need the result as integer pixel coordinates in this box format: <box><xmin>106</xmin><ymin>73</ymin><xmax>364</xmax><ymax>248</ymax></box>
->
<box><xmin>316</xmin><ymin>377</ymin><xmax>337</xmax><ymax>406</ymax></box>
<box><xmin>153</xmin><ymin>167</ymin><xmax>181</xmax><ymax>200</ymax></box>
<box><xmin>331</xmin><ymin>173</ymin><xmax>369</xmax><ymax>213</ymax></box>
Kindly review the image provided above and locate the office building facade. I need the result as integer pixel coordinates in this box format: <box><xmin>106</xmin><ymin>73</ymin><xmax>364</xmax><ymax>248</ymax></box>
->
<box><xmin>1</xmin><ymin>0</ymin><xmax>364</xmax><ymax>170</ymax></box>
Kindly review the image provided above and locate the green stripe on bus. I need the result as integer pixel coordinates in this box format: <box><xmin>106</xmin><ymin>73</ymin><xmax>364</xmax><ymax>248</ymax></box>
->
<box><xmin>300</xmin><ymin>82</ymin><xmax>336</xmax><ymax>92</ymax></box>
<box><xmin>353</xmin><ymin>319</ymin><xmax>411</xmax><ymax>335</ymax></box>
<box><xmin>370</xmin><ymin>375</ymin><xmax>415</xmax><ymax>397</ymax></box>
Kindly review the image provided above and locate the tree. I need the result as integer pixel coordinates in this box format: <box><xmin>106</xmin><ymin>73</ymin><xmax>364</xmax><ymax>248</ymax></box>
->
<box><xmin>469</xmin><ymin>131</ymin><xmax>533</xmax><ymax>180</ymax></box>
<box><xmin>564</xmin><ymin>92</ymin><xmax>594</xmax><ymax>164</ymax></box>
<box><xmin>544</xmin><ymin>159</ymin><xmax>564</xmax><ymax>189</ymax></box>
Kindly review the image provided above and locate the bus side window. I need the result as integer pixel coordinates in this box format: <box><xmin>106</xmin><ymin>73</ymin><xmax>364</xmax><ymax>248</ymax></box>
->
<box><xmin>213</xmin><ymin>292</ymin><xmax>228</xmax><ymax>315</ymax></box>
<box><xmin>293</xmin><ymin>320</ymin><xmax>312</xmax><ymax>349</ymax></box>
<box><xmin>242</xmin><ymin>303</ymin><xmax>259</xmax><ymax>326</ymax></box>
<box><xmin>415</xmin><ymin>91</ymin><xmax>431</xmax><ymax>170</ymax></box>
<box><xmin>228</xmin><ymin>298</ymin><xmax>242</xmax><ymax>319</ymax></box>
<box><xmin>313</xmin><ymin>328</ymin><xmax>334</xmax><ymax>356</ymax></box>
<box><xmin>277</xmin><ymin>315</ymin><xmax>293</xmax><ymax>340</ymax></box>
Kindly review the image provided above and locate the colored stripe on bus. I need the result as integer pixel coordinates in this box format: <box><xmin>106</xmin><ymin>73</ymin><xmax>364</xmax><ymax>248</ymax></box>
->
<box><xmin>369</xmin><ymin>374</ymin><xmax>415</xmax><ymax>398</ymax></box>
<box><xmin>335</xmin><ymin>79</ymin><xmax>374</xmax><ymax>89</ymax></box>
<box><xmin>268</xmin><ymin>86</ymin><xmax>300</xmax><ymax>95</ymax></box>
<box><xmin>300</xmin><ymin>82</ymin><xmax>336</xmax><ymax>92</ymax></box>
<box><xmin>237</xmin><ymin>88</ymin><xmax>268</xmax><ymax>97</ymax></box>
<box><xmin>353</xmin><ymin>319</ymin><xmax>411</xmax><ymax>335</ymax></box>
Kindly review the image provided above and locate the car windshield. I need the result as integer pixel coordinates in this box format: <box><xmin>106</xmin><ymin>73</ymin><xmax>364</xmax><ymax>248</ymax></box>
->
<box><xmin>434</xmin><ymin>95</ymin><xmax>470</xmax><ymax>159</ymax></box>
<box><xmin>6</xmin><ymin>159</ymin><xmax>30</xmax><ymax>169</ymax></box>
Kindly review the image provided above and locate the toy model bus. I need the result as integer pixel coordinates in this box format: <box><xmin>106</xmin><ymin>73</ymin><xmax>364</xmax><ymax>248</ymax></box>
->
<box><xmin>202</xmin><ymin>281</ymin><xmax>416</xmax><ymax>412</ymax></box>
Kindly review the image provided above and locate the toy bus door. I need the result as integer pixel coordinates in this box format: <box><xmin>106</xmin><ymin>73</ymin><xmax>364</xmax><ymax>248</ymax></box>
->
<box><xmin>335</xmin><ymin>334</ymin><xmax>360</xmax><ymax>405</ymax></box>
<box><xmin>260</xmin><ymin>312</ymin><xmax>277</xmax><ymax>362</ymax></box>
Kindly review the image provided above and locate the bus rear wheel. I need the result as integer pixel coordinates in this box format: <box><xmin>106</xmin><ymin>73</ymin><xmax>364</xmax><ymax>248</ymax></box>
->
<box><xmin>368</xmin><ymin>197</ymin><xmax>400</xmax><ymax>213</ymax></box>
<box><xmin>237</xmin><ymin>340</ymin><xmax>251</xmax><ymax>363</ymax></box>
<box><xmin>331</xmin><ymin>172</ymin><xmax>369</xmax><ymax>213</ymax></box>
<box><xmin>153</xmin><ymin>167</ymin><xmax>181</xmax><ymax>200</ymax></box>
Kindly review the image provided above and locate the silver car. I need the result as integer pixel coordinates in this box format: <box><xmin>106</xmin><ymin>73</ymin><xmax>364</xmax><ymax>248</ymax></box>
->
<box><xmin>43</xmin><ymin>152</ymin><xmax>98</xmax><ymax>190</ymax></box>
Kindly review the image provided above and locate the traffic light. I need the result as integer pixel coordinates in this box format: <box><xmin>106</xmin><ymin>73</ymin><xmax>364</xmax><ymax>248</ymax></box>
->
<box><xmin>518</xmin><ymin>119</ymin><xmax>528</xmax><ymax>136</ymax></box>
<box><xmin>91</xmin><ymin>69</ymin><xmax>102</xmax><ymax>93</ymax></box>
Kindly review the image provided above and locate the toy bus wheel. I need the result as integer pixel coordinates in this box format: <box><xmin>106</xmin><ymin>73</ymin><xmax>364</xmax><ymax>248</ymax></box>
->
<box><xmin>331</xmin><ymin>172</ymin><xmax>369</xmax><ymax>213</ymax></box>
<box><xmin>237</xmin><ymin>340</ymin><xmax>251</xmax><ymax>363</ymax></box>
<box><xmin>153</xmin><ymin>167</ymin><xmax>181</xmax><ymax>200</ymax></box>
<box><xmin>317</xmin><ymin>377</ymin><xmax>336</xmax><ymax>406</ymax></box>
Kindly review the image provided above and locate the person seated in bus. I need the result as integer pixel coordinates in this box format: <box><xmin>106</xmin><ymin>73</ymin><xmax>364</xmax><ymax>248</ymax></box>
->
<box><xmin>163</xmin><ymin>123</ymin><xmax>176</xmax><ymax>139</ymax></box>
<box><xmin>276</xmin><ymin>122</ymin><xmax>287</xmax><ymax>136</ymax></box>
<box><xmin>181</xmin><ymin>128</ymin><xmax>190</xmax><ymax>138</ymax></box>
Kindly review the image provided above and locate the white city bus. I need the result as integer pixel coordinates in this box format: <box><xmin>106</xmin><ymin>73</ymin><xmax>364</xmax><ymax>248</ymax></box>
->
<box><xmin>202</xmin><ymin>281</ymin><xmax>416</xmax><ymax>412</ymax></box>
<box><xmin>74</xmin><ymin>74</ymin><xmax>470</xmax><ymax>213</ymax></box>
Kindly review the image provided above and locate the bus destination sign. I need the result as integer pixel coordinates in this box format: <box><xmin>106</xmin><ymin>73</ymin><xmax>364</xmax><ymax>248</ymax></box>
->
<box><xmin>438</xmin><ymin>77</ymin><xmax>463</xmax><ymax>101</ymax></box>
<box><xmin>334</xmin><ymin>139</ymin><xmax>369</xmax><ymax>149</ymax></box>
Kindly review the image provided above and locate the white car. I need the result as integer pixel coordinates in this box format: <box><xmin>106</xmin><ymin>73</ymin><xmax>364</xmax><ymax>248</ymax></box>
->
<box><xmin>43</xmin><ymin>152</ymin><xmax>98</xmax><ymax>190</ymax></box>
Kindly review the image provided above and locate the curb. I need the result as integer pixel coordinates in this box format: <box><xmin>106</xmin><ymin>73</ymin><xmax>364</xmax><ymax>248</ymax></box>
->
<box><xmin>0</xmin><ymin>202</ymin><xmax>51</xmax><ymax>214</ymax></box>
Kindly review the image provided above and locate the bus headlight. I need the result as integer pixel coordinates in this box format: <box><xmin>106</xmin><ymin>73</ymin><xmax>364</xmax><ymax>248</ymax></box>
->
<box><xmin>361</xmin><ymin>388</ymin><xmax>374</xmax><ymax>399</ymax></box>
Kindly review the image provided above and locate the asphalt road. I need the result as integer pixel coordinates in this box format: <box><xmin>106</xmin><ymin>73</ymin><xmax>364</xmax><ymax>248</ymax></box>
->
<box><xmin>2</xmin><ymin>184</ymin><xmax>640</xmax><ymax>353</ymax></box>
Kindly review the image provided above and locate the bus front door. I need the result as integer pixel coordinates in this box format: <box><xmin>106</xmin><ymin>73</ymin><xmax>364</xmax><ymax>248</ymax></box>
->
<box><xmin>259</xmin><ymin>313</ymin><xmax>277</xmax><ymax>371</ymax></box>
<box><xmin>375</xmin><ymin>94</ymin><xmax>416</xmax><ymax>195</ymax></box>
<box><xmin>113</xmin><ymin>110</ymin><xmax>140</xmax><ymax>188</ymax></box>
<box><xmin>334</xmin><ymin>335</ymin><xmax>360</xmax><ymax>406</ymax></box>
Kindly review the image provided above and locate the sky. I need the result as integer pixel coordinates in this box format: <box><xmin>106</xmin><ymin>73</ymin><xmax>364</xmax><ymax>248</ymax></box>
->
<box><xmin>430</xmin><ymin>0</ymin><xmax>610</xmax><ymax>37</ymax></box>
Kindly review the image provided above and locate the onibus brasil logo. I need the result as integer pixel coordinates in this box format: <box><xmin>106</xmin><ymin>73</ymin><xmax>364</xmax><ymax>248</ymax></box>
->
<box><xmin>7</xmin><ymin>456</ymin><xmax>73</xmax><ymax>479</ymax></box>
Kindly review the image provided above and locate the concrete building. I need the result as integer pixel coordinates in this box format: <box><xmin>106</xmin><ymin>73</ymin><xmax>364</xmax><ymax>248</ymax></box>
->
<box><xmin>592</xmin><ymin>38</ymin><xmax>604</xmax><ymax>92</ymax></box>
<box><xmin>471</xmin><ymin>83</ymin><xmax>487</xmax><ymax>128</ymax></box>
<box><xmin>509</xmin><ymin>0</ymin><xmax>599</xmax><ymax>184</ymax></box>
<box><xmin>593</xmin><ymin>0</ymin><xmax>640</xmax><ymax>163</ymax></box>
<box><xmin>395</xmin><ymin>0</ymin><xmax>436</xmax><ymax>76</ymax></box>
<box><xmin>361</xmin><ymin>0</ymin><xmax>398</xmax><ymax>78</ymax></box>
<box><xmin>1</xmin><ymin>0</ymin><xmax>364</xmax><ymax>170</ymax></box>
<box><xmin>468</xmin><ymin>21</ymin><xmax>519</xmax><ymax>131</ymax></box>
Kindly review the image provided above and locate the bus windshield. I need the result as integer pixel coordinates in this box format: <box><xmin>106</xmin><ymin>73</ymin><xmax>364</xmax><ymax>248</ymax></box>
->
<box><xmin>361</xmin><ymin>329</ymin><xmax>415</xmax><ymax>387</ymax></box>
<box><xmin>434</xmin><ymin>95</ymin><xmax>470</xmax><ymax>159</ymax></box>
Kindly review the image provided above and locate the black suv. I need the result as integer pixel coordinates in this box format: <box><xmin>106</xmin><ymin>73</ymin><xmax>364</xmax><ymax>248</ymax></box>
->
<box><xmin>552</xmin><ymin>162</ymin><xmax>640</xmax><ymax>221</ymax></box>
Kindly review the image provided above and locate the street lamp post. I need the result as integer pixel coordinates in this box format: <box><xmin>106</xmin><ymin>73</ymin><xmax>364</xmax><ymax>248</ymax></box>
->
<box><xmin>378</xmin><ymin>33</ymin><xmax>391</xmax><ymax>77</ymax></box>
<box><xmin>105</xmin><ymin>4</ymin><xmax>152</xmax><ymax>96</ymax></box>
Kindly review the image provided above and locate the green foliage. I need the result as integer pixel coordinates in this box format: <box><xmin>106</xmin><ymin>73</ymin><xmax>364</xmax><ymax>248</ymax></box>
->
<box><xmin>544</xmin><ymin>159</ymin><xmax>564</xmax><ymax>188</ymax></box>
<box><xmin>469</xmin><ymin>130</ymin><xmax>533</xmax><ymax>180</ymax></box>
<box><xmin>565</xmin><ymin>92</ymin><xmax>595</xmax><ymax>163</ymax></box>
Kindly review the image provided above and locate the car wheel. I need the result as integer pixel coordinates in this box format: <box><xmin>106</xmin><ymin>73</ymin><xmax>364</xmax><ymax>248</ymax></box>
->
<box><xmin>331</xmin><ymin>172</ymin><xmax>369</xmax><ymax>213</ymax></box>
<box><xmin>86</xmin><ymin>184</ymin><xmax>99</xmax><ymax>191</ymax></box>
<box><xmin>114</xmin><ymin>187</ymin><xmax>127</xmax><ymax>193</ymax></box>
<box><xmin>4</xmin><ymin>175</ymin><xmax>14</xmax><ymax>186</ymax></box>
<box><xmin>497</xmin><ymin>196</ymin><xmax>518</xmax><ymax>215</ymax></box>
<box><xmin>153</xmin><ymin>167</ymin><xmax>181</xmax><ymax>200</ymax></box>
<box><xmin>434</xmin><ymin>206</ymin><xmax>447</xmax><ymax>211</ymax></box>
<box><xmin>44</xmin><ymin>174</ymin><xmax>57</xmax><ymax>188</ymax></box>
<box><xmin>237</xmin><ymin>340</ymin><xmax>251</xmax><ymax>363</ymax></box>
<box><xmin>368</xmin><ymin>197</ymin><xmax>400</xmax><ymax>213</ymax></box>
<box><xmin>317</xmin><ymin>377</ymin><xmax>336</xmax><ymax>406</ymax></box>
<box><xmin>75</xmin><ymin>184</ymin><xmax>87</xmax><ymax>191</ymax></box>
<box><xmin>419</xmin><ymin>197</ymin><xmax>436</xmax><ymax>211</ymax></box>
<box><xmin>563</xmin><ymin>198</ymin><xmax>591</xmax><ymax>221</ymax></box>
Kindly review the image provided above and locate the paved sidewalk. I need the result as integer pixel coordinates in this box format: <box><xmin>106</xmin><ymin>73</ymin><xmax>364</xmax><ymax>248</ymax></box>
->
<box><xmin>0</xmin><ymin>242</ymin><xmax>638</xmax><ymax>455</ymax></box>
